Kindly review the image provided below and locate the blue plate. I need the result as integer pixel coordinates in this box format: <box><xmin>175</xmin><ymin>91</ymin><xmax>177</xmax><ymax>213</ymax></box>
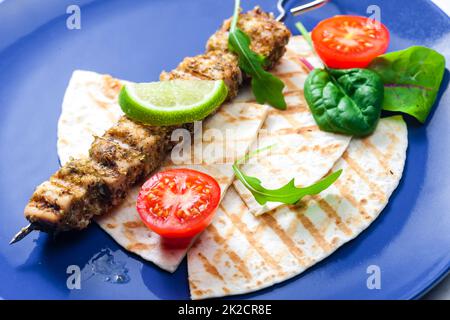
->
<box><xmin>0</xmin><ymin>0</ymin><xmax>449</xmax><ymax>300</ymax></box>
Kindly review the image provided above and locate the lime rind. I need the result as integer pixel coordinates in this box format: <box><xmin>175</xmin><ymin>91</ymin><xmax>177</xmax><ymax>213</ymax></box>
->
<box><xmin>119</xmin><ymin>80</ymin><xmax>228</xmax><ymax>126</ymax></box>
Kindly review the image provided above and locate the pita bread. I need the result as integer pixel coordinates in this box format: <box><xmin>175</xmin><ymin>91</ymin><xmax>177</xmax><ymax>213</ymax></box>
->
<box><xmin>57</xmin><ymin>70</ymin><xmax>268</xmax><ymax>272</ymax></box>
<box><xmin>187</xmin><ymin>116</ymin><xmax>408</xmax><ymax>299</ymax></box>
<box><xmin>233</xmin><ymin>36</ymin><xmax>352</xmax><ymax>215</ymax></box>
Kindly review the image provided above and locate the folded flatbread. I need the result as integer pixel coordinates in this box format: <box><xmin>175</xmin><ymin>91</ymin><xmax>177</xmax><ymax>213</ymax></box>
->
<box><xmin>57</xmin><ymin>70</ymin><xmax>268</xmax><ymax>272</ymax></box>
<box><xmin>234</xmin><ymin>36</ymin><xmax>352</xmax><ymax>215</ymax></box>
<box><xmin>188</xmin><ymin>116</ymin><xmax>407</xmax><ymax>299</ymax></box>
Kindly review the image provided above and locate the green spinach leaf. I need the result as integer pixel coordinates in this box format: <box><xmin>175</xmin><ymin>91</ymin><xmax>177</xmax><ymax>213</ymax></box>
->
<box><xmin>368</xmin><ymin>46</ymin><xmax>445</xmax><ymax>123</ymax></box>
<box><xmin>228</xmin><ymin>0</ymin><xmax>287</xmax><ymax>109</ymax></box>
<box><xmin>232</xmin><ymin>146</ymin><xmax>342</xmax><ymax>206</ymax></box>
<box><xmin>304</xmin><ymin>68</ymin><xmax>384</xmax><ymax>136</ymax></box>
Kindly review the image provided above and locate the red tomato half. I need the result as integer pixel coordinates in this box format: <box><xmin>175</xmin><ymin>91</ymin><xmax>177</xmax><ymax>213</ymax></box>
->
<box><xmin>311</xmin><ymin>15</ymin><xmax>390</xmax><ymax>68</ymax></box>
<box><xmin>136</xmin><ymin>168</ymin><xmax>221</xmax><ymax>239</ymax></box>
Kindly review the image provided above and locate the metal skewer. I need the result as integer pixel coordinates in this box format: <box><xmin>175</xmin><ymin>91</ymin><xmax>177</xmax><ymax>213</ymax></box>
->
<box><xmin>276</xmin><ymin>0</ymin><xmax>288</xmax><ymax>21</ymax></box>
<box><xmin>9</xmin><ymin>223</ymin><xmax>37</xmax><ymax>244</ymax></box>
<box><xmin>276</xmin><ymin>0</ymin><xmax>328</xmax><ymax>21</ymax></box>
<box><xmin>290</xmin><ymin>0</ymin><xmax>328</xmax><ymax>16</ymax></box>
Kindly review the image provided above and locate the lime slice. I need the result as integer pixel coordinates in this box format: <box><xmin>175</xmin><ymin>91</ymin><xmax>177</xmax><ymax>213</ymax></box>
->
<box><xmin>119</xmin><ymin>80</ymin><xmax>228</xmax><ymax>126</ymax></box>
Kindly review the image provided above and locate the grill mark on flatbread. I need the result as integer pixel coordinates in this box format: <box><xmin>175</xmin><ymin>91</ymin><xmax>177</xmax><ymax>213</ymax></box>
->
<box><xmin>284</xmin><ymin>90</ymin><xmax>304</xmax><ymax>98</ymax></box>
<box><xmin>272</xmin><ymin>125</ymin><xmax>319</xmax><ymax>136</ymax></box>
<box><xmin>86</xmin><ymin>91</ymin><xmax>119</xmax><ymax>123</ymax></box>
<box><xmin>197</xmin><ymin>252</ymin><xmax>225</xmax><ymax>281</ymax></box>
<box><xmin>127</xmin><ymin>242</ymin><xmax>153</xmax><ymax>251</ymax></box>
<box><xmin>333</xmin><ymin>179</ymin><xmax>372</xmax><ymax>220</ymax></box>
<box><xmin>260</xmin><ymin>214</ymin><xmax>308</xmax><ymax>266</ymax></box>
<box><xmin>189</xmin><ymin>279</ymin><xmax>212</xmax><ymax>298</ymax></box>
<box><xmin>282</xmin><ymin>77</ymin><xmax>302</xmax><ymax>92</ymax></box>
<box><xmin>295</xmin><ymin>210</ymin><xmax>332</xmax><ymax>252</ymax></box>
<box><xmin>209</xmin><ymin>221</ymin><xmax>235</xmax><ymax>264</ymax></box>
<box><xmin>361</xmin><ymin>139</ymin><xmax>389</xmax><ymax>170</ymax></box>
<box><xmin>286</xmin><ymin>212</ymin><xmax>301</xmax><ymax>236</ymax></box>
<box><xmin>217</xmin><ymin>105</ymin><xmax>263</xmax><ymax>122</ymax></box>
<box><xmin>342</xmin><ymin>151</ymin><xmax>386</xmax><ymax>200</ymax></box>
<box><xmin>275</xmin><ymin>71</ymin><xmax>303</xmax><ymax>78</ymax></box>
<box><xmin>123</xmin><ymin>220</ymin><xmax>146</xmax><ymax>229</ymax></box>
<box><xmin>385</xmin><ymin>133</ymin><xmax>400</xmax><ymax>164</ymax></box>
<box><xmin>219</xmin><ymin>203</ymin><xmax>284</xmax><ymax>273</ymax></box>
<box><xmin>192</xmin><ymin>289</ymin><xmax>211</xmax><ymax>297</ymax></box>
<box><xmin>235</xmin><ymin>187</ymin><xmax>254</xmax><ymax>202</ymax></box>
<box><xmin>123</xmin><ymin>228</ymin><xmax>136</xmax><ymax>243</ymax></box>
<box><xmin>313</xmin><ymin>196</ymin><xmax>353</xmax><ymax>236</ymax></box>
<box><xmin>207</xmin><ymin>224</ymin><xmax>253</xmax><ymax>280</ymax></box>
<box><xmin>281</xmin><ymin>111</ymin><xmax>307</xmax><ymax>130</ymax></box>
<box><xmin>254</xmin><ymin>154</ymin><xmax>290</xmax><ymax>186</ymax></box>
<box><xmin>102</xmin><ymin>75</ymin><xmax>123</xmax><ymax>98</ymax></box>
<box><xmin>269</xmin><ymin>104</ymin><xmax>308</xmax><ymax>115</ymax></box>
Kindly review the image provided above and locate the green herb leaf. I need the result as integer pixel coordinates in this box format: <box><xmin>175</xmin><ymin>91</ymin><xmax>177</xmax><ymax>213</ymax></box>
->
<box><xmin>304</xmin><ymin>68</ymin><xmax>384</xmax><ymax>136</ymax></box>
<box><xmin>232</xmin><ymin>147</ymin><xmax>342</xmax><ymax>206</ymax></box>
<box><xmin>295</xmin><ymin>21</ymin><xmax>313</xmax><ymax>50</ymax></box>
<box><xmin>228</xmin><ymin>0</ymin><xmax>287</xmax><ymax>110</ymax></box>
<box><xmin>368</xmin><ymin>46</ymin><xmax>445</xmax><ymax>123</ymax></box>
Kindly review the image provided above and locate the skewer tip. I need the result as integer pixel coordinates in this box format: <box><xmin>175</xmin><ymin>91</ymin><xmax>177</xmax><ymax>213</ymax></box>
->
<box><xmin>9</xmin><ymin>223</ymin><xmax>36</xmax><ymax>245</ymax></box>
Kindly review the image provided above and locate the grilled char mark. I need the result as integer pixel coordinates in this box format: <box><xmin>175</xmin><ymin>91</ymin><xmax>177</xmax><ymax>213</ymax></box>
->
<box><xmin>89</xmin><ymin>135</ymin><xmax>146</xmax><ymax>184</ymax></box>
<box><xmin>206</xmin><ymin>6</ymin><xmax>291</xmax><ymax>70</ymax></box>
<box><xmin>54</xmin><ymin>159</ymin><xmax>113</xmax><ymax>229</ymax></box>
<box><xmin>104</xmin><ymin>116</ymin><xmax>175</xmax><ymax>176</ymax></box>
<box><xmin>25</xmin><ymin>161</ymin><xmax>109</xmax><ymax>231</ymax></box>
<box><xmin>160</xmin><ymin>51</ymin><xmax>242</xmax><ymax>100</ymax></box>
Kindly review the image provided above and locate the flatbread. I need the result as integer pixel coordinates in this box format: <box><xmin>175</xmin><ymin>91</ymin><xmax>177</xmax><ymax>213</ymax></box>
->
<box><xmin>57</xmin><ymin>70</ymin><xmax>268</xmax><ymax>272</ymax></box>
<box><xmin>233</xmin><ymin>36</ymin><xmax>352</xmax><ymax>215</ymax></box>
<box><xmin>187</xmin><ymin>116</ymin><xmax>408</xmax><ymax>299</ymax></box>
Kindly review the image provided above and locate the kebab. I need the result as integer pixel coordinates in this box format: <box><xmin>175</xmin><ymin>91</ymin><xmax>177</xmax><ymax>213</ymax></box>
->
<box><xmin>11</xmin><ymin>7</ymin><xmax>291</xmax><ymax>243</ymax></box>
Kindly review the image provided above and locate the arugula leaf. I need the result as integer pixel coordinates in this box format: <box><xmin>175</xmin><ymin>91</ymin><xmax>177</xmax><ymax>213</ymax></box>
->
<box><xmin>368</xmin><ymin>46</ymin><xmax>446</xmax><ymax>123</ymax></box>
<box><xmin>228</xmin><ymin>0</ymin><xmax>287</xmax><ymax>110</ymax></box>
<box><xmin>232</xmin><ymin>146</ymin><xmax>343</xmax><ymax>206</ymax></box>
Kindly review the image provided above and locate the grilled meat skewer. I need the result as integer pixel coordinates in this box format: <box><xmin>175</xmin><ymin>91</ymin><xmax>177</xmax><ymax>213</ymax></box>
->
<box><xmin>160</xmin><ymin>51</ymin><xmax>242</xmax><ymax>100</ymax></box>
<box><xmin>206</xmin><ymin>7</ymin><xmax>290</xmax><ymax>69</ymax></box>
<box><xmin>11</xmin><ymin>7</ymin><xmax>290</xmax><ymax>243</ymax></box>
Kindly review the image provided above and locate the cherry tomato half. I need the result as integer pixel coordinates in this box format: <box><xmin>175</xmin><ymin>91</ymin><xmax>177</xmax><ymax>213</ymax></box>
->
<box><xmin>136</xmin><ymin>168</ymin><xmax>221</xmax><ymax>239</ymax></box>
<box><xmin>311</xmin><ymin>15</ymin><xmax>390</xmax><ymax>68</ymax></box>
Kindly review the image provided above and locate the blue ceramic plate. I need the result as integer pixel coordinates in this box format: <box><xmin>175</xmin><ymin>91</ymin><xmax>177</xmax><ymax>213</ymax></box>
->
<box><xmin>0</xmin><ymin>0</ymin><xmax>449</xmax><ymax>299</ymax></box>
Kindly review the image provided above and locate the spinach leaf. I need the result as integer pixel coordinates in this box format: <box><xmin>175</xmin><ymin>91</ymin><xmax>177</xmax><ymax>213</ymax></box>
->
<box><xmin>232</xmin><ymin>146</ymin><xmax>342</xmax><ymax>206</ymax></box>
<box><xmin>227</xmin><ymin>0</ymin><xmax>287</xmax><ymax>110</ymax></box>
<box><xmin>368</xmin><ymin>46</ymin><xmax>445</xmax><ymax>123</ymax></box>
<box><xmin>304</xmin><ymin>68</ymin><xmax>384</xmax><ymax>136</ymax></box>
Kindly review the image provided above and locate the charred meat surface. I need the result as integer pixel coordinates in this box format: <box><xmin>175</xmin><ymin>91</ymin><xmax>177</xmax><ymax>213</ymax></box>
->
<box><xmin>206</xmin><ymin>6</ymin><xmax>291</xmax><ymax>69</ymax></box>
<box><xmin>160</xmin><ymin>51</ymin><xmax>242</xmax><ymax>100</ymax></box>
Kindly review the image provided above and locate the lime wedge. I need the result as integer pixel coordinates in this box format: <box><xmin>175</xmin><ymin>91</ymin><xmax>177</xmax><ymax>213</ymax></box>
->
<box><xmin>119</xmin><ymin>80</ymin><xmax>228</xmax><ymax>126</ymax></box>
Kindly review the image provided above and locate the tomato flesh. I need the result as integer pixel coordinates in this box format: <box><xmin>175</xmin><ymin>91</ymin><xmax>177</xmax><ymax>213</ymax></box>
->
<box><xmin>137</xmin><ymin>168</ymin><xmax>220</xmax><ymax>239</ymax></box>
<box><xmin>311</xmin><ymin>15</ymin><xmax>390</xmax><ymax>68</ymax></box>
